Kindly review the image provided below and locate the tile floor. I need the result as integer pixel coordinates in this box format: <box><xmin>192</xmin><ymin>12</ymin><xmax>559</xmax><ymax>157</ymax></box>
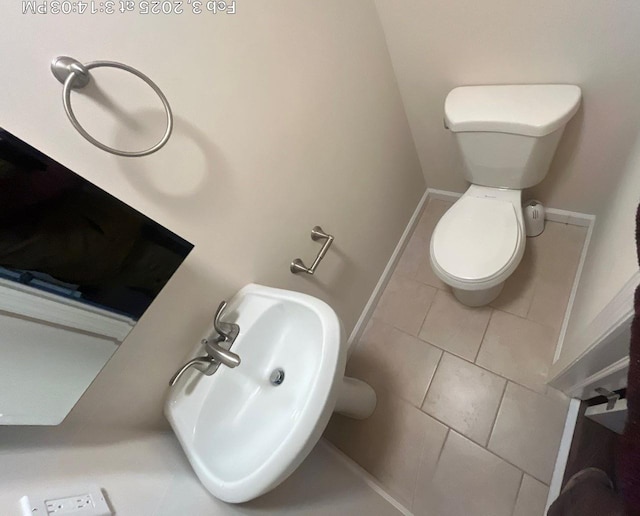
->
<box><xmin>325</xmin><ymin>197</ymin><xmax>587</xmax><ymax>516</ymax></box>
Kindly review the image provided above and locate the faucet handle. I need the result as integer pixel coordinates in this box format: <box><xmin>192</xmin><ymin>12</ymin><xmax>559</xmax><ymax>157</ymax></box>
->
<box><xmin>213</xmin><ymin>300</ymin><xmax>228</xmax><ymax>337</ymax></box>
<box><xmin>212</xmin><ymin>300</ymin><xmax>240</xmax><ymax>343</ymax></box>
<box><xmin>202</xmin><ymin>338</ymin><xmax>241</xmax><ymax>368</ymax></box>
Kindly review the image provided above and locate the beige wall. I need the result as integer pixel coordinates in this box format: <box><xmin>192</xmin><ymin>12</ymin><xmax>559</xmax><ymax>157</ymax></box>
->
<box><xmin>374</xmin><ymin>0</ymin><xmax>640</xmax><ymax>214</ymax></box>
<box><xmin>0</xmin><ymin>1</ymin><xmax>423</xmax><ymax>435</ymax></box>
<box><xmin>551</xmin><ymin>134</ymin><xmax>640</xmax><ymax>376</ymax></box>
<box><xmin>0</xmin><ymin>1</ymin><xmax>421</xmax><ymax>512</ymax></box>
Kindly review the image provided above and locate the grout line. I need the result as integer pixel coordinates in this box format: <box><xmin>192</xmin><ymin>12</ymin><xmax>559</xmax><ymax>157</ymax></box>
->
<box><xmin>350</xmin><ymin>348</ymin><xmax>558</xmax><ymax>493</ymax></box>
<box><xmin>486</xmin><ymin>379</ymin><xmax>509</xmax><ymax>448</ymax></box>
<box><xmin>493</xmin><ymin>305</ymin><xmax>551</xmax><ymax>326</ymax></box>
<box><xmin>523</xmin><ymin>276</ymin><xmax>539</xmax><ymax>321</ymax></box>
<box><xmin>510</xmin><ymin>471</ymin><xmax>526</xmax><ymax>516</ymax></box>
<box><xmin>418</xmin><ymin>401</ymin><xmax>493</xmax><ymax>450</ymax></box>
<box><xmin>420</xmin><ymin>350</ymin><xmax>445</xmax><ymax>408</ymax></box>
<box><xmin>434</xmin><ymin>428</ymin><xmax>450</xmax><ymax>469</ymax></box>
<box><xmin>418</xmin><ymin>363</ymin><xmax>567</xmax><ymax>471</ymax></box>
<box><xmin>415</xmin><ymin>304</ymin><xmax>565</xmax><ymax>402</ymax></box>
<box><xmin>376</xmin><ymin>279</ymin><xmax>441</xmax><ymax>339</ymax></box>
<box><xmin>415</xmin><ymin>335</ymin><xmax>561</xmax><ymax>403</ymax></box>
<box><xmin>450</xmin><ymin>428</ymin><xmax>552</xmax><ymax>486</ymax></box>
<box><xmin>409</xmin><ymin>408</ymin><xmax>442</xmax><ymax>512</ymax></box>
<box><xmin>406</xmin><ymin>427</ymin><xmax>450</xmax><ymax>511</ymax></box>
<box><xmin>473</xmin><ymin>307</ymin><xmax>494</xmax><ymax>364</ymax></box>
<box><xmin>415</xmin><ymin>288</ymin><xmax>438</xmax><ymax>339</ymax></box>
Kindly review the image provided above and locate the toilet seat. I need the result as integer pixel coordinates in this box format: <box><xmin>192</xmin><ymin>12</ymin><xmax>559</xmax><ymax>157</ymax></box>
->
<box><xmin>430</xmin><ymin>191</ymin><xmax>525</xmax><ymax>291</ymax></box>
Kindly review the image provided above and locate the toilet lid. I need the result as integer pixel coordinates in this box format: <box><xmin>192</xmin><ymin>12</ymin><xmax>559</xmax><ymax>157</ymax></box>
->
<box><xmin>432</xmin><ymin>196</ymin><xmax>519</xmax><ymax>281</ymax></box>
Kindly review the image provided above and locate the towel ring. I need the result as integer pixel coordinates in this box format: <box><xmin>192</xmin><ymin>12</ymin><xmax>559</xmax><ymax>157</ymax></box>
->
<box><xmin>51</xmin><ymin>56</ymin><xmax>173</xmax><ymax>157</ymax></box>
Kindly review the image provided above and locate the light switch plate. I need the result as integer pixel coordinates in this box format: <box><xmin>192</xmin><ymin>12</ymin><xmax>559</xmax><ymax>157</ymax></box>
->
<box><xmin>20</xmin><ymin>485</ymin><xmax>113</xmax><ymax>516</ymax></box>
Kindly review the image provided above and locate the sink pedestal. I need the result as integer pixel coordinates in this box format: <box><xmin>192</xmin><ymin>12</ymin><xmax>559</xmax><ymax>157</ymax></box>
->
<box><xmin>334</xmin><ymin>376</ymin><xmax>376</xmax><ymax>419</ymax></box>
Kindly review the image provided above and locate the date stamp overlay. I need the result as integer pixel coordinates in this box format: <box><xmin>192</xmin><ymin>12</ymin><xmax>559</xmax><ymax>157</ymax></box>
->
<box><xmin>22</xmin><ymin>1</ymin><xmax>236</xmax><ymax>15</ymax></box>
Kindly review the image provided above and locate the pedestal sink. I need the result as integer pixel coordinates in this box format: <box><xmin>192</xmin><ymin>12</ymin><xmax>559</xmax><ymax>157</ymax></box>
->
<box><xmin>165</xmin><ymin>284</ymin><xmax>376</xmax><ymax>503</ymax></box>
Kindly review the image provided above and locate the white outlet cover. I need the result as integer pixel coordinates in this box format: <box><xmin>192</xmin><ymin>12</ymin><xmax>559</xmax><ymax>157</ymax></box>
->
<box><xmin>20</xmin><ymin>485</ymin><xmax>113</xmax><ymax>516</ymax></box>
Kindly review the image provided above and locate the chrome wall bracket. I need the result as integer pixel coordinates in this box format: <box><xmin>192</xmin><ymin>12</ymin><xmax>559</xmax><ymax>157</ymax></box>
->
<box><xmin>290</xmin><ymin>226</ymin><xmax>334</xmax><ymax>275</ymax></box>
<box><xmin>50</xmin><ymin>55</ymin><xmax>173</xmax><ymax>157</ymax></box>
<box><xmin>51</xmin><ymin>56</ymin><xmax>91</xmax><ymax>89</ymax></box>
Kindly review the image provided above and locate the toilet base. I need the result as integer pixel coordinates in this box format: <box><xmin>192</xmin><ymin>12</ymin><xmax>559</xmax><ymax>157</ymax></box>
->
<box><xmin>452</xmin><ymin>282</ymin><xmax>504</xmax><ymax>307</ymax></box>
<box><xmin>334</xmin><ymin>377</ymin><xmax>376</xmax><ymax>419</ymax></box>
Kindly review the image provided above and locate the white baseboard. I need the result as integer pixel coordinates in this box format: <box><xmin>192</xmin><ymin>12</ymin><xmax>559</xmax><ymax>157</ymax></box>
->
<box><xmin>545</xmin><ymin>398</ymin><xmax>581</xmax><ymax>514</ymax></box>
<box><xmin>346</xmin><ymin>188</ymin><xmax>429</xmax><ymax>354</ymax></box>
<box><xmin>421</xmin><ymin>189</ymin><xmax>596</xmax><ymax>227</ymax></box>
<box><xmin>544</xmin><ymin>208</ymin><xmax>595</xmax><ymax>227</ymax></box>
<box><xmin>425</xmin><ymin>188</ymin><xmax>462</xmax><ymax>202</ymax></box>
<box><xmin>552</xmin><ymin>213</ymin><xmax>595</xmax><ymax>363</ymax></box>
<box><xmin>319</xmin><ymin>439</ymin><xmax>413</xmax><ymax>516</ymax></box>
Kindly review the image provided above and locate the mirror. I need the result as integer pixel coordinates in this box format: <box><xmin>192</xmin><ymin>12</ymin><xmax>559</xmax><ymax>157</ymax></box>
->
<box><xmin>0</xmin><ymin>128</ymin><xmax>193</xmax><ymax>425</ymax></box>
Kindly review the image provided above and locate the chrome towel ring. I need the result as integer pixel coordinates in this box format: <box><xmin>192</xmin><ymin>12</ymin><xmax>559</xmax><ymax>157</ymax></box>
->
<box><xmin>51</xmin><ymin>56</ymin><xmax>173</xmax><ymax>157</ymax></box>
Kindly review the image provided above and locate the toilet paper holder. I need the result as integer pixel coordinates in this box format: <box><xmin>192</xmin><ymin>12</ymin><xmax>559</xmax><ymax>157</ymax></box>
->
<box><xmin>290</xmin><ymin>226</ymin><xmax>334</xmax><ymax>275</ymax></box>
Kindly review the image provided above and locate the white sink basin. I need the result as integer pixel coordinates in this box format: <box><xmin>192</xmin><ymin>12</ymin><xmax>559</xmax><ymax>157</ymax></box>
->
<box><xmin>165</xmin><ymin>284</ymin><xmax>375</xmax><ymax>503</ymax></box>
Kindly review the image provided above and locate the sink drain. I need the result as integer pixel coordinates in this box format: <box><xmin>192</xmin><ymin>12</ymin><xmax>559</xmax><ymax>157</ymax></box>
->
<box><xmin>270</xmin><ymin>368</ymin><xmax>285</xmax><ymax>386</ymax></box>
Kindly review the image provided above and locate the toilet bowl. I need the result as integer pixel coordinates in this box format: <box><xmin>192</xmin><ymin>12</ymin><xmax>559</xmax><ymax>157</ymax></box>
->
<box><xmin>430</xmin><ymin>185</ymin><xmax>525</xmax><ymax>306</ymax></box>
<box><xmin>429</xmin><ymin>84</ymin><xmax>581</xmax><ymax>307</ymax></box>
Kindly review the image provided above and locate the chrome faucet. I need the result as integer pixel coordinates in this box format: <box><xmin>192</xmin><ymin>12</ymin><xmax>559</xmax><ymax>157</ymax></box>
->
<box><xmin>169</xmin><ymin>301</ymin><xmax>241</xmax><ymax>386</ymax></box>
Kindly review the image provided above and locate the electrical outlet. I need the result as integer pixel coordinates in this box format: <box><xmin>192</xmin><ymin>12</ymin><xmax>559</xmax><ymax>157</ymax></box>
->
<box><xmin>46</xmin><ymin>493</ymin><xmax>95</xmax><ymax>513</ymax></box>
<box><xmin>20</xmin><ymin>486</ymin><xmax>113</xmax><ymax>516</ymax></box>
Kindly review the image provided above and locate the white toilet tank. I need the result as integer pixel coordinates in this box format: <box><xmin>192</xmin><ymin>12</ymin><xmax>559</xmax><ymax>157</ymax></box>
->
<box><xmin>444</xmin><ymin>85</ymin><xmax>581</xmax><ymax>189</ymax></box>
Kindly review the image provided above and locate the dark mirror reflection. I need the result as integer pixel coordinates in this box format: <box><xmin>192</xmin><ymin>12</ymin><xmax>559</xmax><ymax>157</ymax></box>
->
<box><xmin>0</xmin><ymin>128</ymin><xmax>193</xmax><ymax>426</ymax></box>
<box><xmin>0</xmin><ymin>129</ymin><xmax>193</xmax><ymax>319</ymax></box>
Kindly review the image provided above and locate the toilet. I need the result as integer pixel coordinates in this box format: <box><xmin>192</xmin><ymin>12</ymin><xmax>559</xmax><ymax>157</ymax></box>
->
<box><xmin>430</xmin><ymin>84</ymin><xmax>582</xmax><ymax>307</ymax></box>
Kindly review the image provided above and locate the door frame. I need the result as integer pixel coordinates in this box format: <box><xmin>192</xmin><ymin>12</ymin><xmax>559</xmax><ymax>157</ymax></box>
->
<box><xmin>548</xmin><ymin>270</ymin><xmax>638</xmax><ymax>397</ymax></box>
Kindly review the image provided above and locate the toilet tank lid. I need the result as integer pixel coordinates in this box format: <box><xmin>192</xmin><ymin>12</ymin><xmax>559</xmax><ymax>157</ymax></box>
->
<box><xmin>444</xmin><ymin>84</ymin><xmax>581</xmax><ymax>137</ymax></box>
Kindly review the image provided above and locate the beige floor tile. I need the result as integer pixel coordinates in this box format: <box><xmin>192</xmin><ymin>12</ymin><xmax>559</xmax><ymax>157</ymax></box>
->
<box><xmin>491</xmin><ymin>248</ymin><xmax>536</xmax><ymax>318</ymax></box>
<box><xmin>395</xmin><ymin>199</ymin><xmax>452</xmax><ymax>290</ymax></box>
<box><xmin>348</xmin><ymin>318</ymin><xmax>442</xmax><ymax>407</ymax></box>
<box><xmin>513</xmin><ymin>475</ymin><xmax>549</xmax><ymax>516</ymax></box>
<box><xmin>374</xmin><ymin>273</ymin><xmax>437</xmax><ymax>335</ymax></box>
<box><xmin>422</xmin><ymin>353</ymin><xmax>506</xmax><ymax>446</ymax></box>
<box><xmin>476</xmin><ymin>310</ymin><xmax>556</xmax><ymax>392</ymax></box>
<box><xmin>325</xmin><ymin>392</ymin><xmax>448</xmax><ymax>508</ymax></box>
<box><xmin>527</xmin><ymin>278</ymin><xmax>571</xmax><ymax>336</ymax></box>
<box><xmin>413</xmin><ymin>199</ymin><xmax>453</xmax><ymax>240</ymax></box>
<box><xmin>493</xmin><ymin>222</ymin><xmax>585</xmax><ymax>326</ymax></box>
<box><xmin>412</xmin><ymin>427</ymin><xmax>451</xmax><ymax>506</ymax></box>
<box><xmin>530</xmin><ymin>222</ymin><xmax>586</xmax><ymax>286</ymax></box>
<box><xmin>416</xmin><ymin>199</ymin><xmax>453</xmax><ymax>289</ymax></box>
<box><xmin>419</xmin><ymin>290</ymin><xmax>492</xmax><ymax>361</ymax></box>
<box><xmin>525</xmin><ymin>223</ymin><xmax>585</xmax><ymax>337</ymax></box>
<box><xmin>413</xmin><ymin>431</ymin><xmax>522</xmax><ymax>516</ymax></box>
<box><xmin>395</xmin><ymin>231</ymin><xmax>428</xmax><ymax>279</ymax></box>
<box><xmin>415</xmin><ymin>253</ymin><xmax>450</xmax><ymax>290</ymax></box>
<box><xmin>488</xmin><ymin>382</ymin><xmax>568</xmax><ymax>483</ymax></box>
